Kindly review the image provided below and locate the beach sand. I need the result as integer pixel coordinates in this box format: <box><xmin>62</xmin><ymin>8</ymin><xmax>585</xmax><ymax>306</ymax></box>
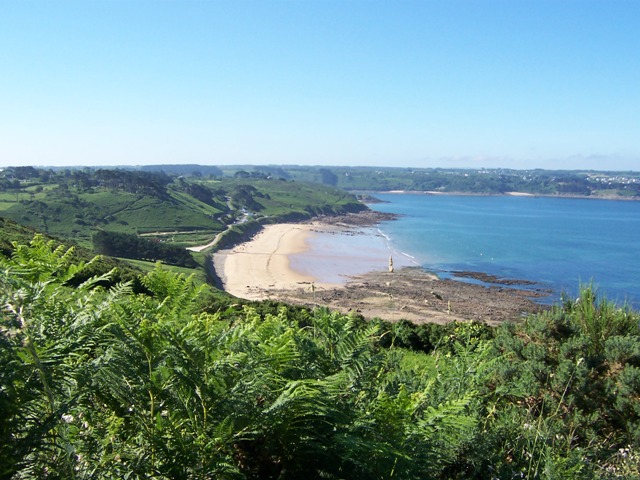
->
<box><xmin>213</xmin><ymin>223</ymin><xmax>342</xmax><ymax>300</ymax></box>
<box><xmin>213</xmin><ymin>219</ymin><xmax>549</xmax><ymax>325</ymax></box>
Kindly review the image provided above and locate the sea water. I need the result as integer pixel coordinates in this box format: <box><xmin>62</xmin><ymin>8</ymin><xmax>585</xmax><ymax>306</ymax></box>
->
<box><xmin>289</xmin><ymin>226</ymin><xmax>415</xmax><ymax>284</ymax></box>
<box><xmin>370</xmin><ymin>194</ymin><xmax>640</xmax><ymax>307</ymax></box>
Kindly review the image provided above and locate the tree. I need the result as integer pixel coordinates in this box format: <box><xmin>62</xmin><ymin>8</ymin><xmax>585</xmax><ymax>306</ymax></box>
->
<box><xmin>319</xmin><ymin>168</ymin><xmax>338</xmax><ymax>186</ymax></box>
<box><xmin>93</xmin><ymin>230</ymin><xmax>197</xmax><ymax>267</ymax></box>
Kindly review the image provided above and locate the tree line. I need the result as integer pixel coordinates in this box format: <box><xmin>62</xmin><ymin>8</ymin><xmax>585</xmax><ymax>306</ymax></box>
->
<box><xmin>93</xmin><ymin>230</ymin><xmax>198</xmax><ymax>268</ymax></box>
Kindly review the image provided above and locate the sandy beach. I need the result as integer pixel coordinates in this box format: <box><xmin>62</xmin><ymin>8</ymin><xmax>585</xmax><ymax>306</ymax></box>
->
<box><xmin>213</xmin><ymin>223</ymin><xmax>343</xmax><ymax>300</ymax></box>
<box><xmin>213</xmin><ymin>218</ymin><xmax>549</xmax><ymax>324</ymax></box>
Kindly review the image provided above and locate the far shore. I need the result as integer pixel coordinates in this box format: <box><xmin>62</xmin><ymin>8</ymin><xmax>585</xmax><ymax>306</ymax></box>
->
<box><xmin>213</xmin><ymin>213</ymin><xmax>549</xmax><ymax>325</ymax></box>
<box><xmin>361</xmin><ymin>190</ymin><xmax>639</xmax><ymax>201</ymax></box>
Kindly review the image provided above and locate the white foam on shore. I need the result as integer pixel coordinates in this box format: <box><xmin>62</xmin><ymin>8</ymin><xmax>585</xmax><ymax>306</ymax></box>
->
<box><xmin>289</xmin><ymin>226</ymin><xmax>416</xmax><ymax>284</ymax></box>
<box><xmin>376</xmin><ymin>227</ymin><xmax>419</xmax><ymax>264</ymax></box>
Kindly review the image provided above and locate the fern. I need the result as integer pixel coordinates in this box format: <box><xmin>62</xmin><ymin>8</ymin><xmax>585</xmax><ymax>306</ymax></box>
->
<box><xmin>7</xmin><ymin>237</ymin><xmax>634</xmax><ymax>478</ymax></box>
<box><xmin>141</xmin><ymin>263</ymin><xmax>205</xmax><ymax>316</ymax></box>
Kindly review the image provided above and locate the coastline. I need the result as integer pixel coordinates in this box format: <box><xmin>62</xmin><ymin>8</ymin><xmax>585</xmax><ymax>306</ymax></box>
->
<box><xmin>360</xmin><ymin>190</ymin><xmax>639</xmax><ymax>201</ymax></box>
<box><xmin>213</xmin><ymin>214</ymin><xmax>548</xmax><ymax>324</ymax></box>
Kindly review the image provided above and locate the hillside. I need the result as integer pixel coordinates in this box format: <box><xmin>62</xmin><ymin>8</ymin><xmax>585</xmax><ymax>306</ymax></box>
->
<box><xmin>1</xmin><ymin>238</ymin><xmax>639</xmax><ymax>478</ymax></box>
<box><xmin>0</xmin><ymin>167</ymin><xmax>365</xmax><ymax>256</ymax></box>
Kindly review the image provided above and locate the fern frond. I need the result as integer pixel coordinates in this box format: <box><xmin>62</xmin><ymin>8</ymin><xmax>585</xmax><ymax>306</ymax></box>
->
<box><xmin>77</xmin><ymin>268</ymin><xmax>116</xmax><ymax>291</ymax></box>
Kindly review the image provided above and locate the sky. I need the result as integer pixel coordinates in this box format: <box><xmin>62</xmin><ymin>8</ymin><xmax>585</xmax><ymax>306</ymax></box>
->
<box><xmin>1</xmin><ymin>0</ymin><xmax>639</xmax><ymax>171</ymax></box>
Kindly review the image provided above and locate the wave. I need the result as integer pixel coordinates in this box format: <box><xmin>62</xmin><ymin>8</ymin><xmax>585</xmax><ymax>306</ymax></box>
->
<box><xmin>376</xmin><ymin>227</ymin><xmax>420</xmax><ymax>266</ymax></box>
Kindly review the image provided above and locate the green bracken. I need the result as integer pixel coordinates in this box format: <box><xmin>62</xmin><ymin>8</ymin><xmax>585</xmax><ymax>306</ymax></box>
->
<box><xmin>1</xmin><ymin>237</ymin><xmax>639</xmax><ymax>479</ymax></box>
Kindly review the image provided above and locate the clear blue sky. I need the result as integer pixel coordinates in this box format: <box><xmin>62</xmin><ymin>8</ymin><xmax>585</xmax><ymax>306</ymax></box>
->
<box><xmin>1</xmin><ymin>0</ymin><xmax>639</xmax><ymax>170</ymax></box>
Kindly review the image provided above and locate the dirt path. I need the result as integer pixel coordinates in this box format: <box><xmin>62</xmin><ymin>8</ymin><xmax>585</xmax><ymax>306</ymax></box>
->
<box><xmin>187</xmin><ymin>231</ymin><xmax>224</xmax><ymax>252</ymax></box>
<box><xmin>187</xmin><ymin>210</ymin><xmax>250</xmax><ymax>252</ymax></box>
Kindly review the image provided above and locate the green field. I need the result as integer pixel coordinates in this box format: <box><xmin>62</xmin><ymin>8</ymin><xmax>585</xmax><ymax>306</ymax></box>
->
<box><xmin>0</xmin><ymin>169</ymin><xmax>364</xmax><ymax>250</ymax></box>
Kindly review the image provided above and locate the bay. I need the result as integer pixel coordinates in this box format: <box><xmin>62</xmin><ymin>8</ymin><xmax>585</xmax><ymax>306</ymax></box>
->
<box><xmin>289</xmin><ymin>226</ymin><xmax>415</xmax><ymax>284</ymax></box>
<box><xmin>369</xmin><ymin>194</ymin><xmax>640</xmax><ymax>308</ymax></box>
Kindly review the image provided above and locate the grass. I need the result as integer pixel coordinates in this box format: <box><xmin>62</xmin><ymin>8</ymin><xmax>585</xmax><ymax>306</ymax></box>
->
<box><xmin>199</xmin><ymin>178</ymin><xmax>363</xmax><ymax>217</ymax></box>
<box><xmin>169</xmin><ymin>189</ymin><xmax>226</xmax><ymax>216</ymax></box>
<box><xmin>0</xmin><ymin>202</ymin><xmax>14</xmax><ymax>212</ymax></box>
<box><xmin>139</xmin><ymin>231</ymin><xmax>217</xmax><ymax>245</ymax></box>
<box><xmin>2</xmin><ymin>176</ymin><xmax>362</xmax><ymax>245</ymax></box>
<box><xmin>1</xmin><ymin>187</ymin><xmax>223</xmax><ymax>243</ymax></box>
<box><xmin>1</xmin><ymin>173</ymin><xmax>366</xmax><ymax>291</ymax></box>
<box><xmin>119</xmin><ymin>257</ymin><xmax>209</xmax><ymax>285</ymax></box>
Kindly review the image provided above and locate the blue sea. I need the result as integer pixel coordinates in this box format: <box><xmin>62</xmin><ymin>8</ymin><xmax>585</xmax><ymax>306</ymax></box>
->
<box><xmin>369</xmin><ymin>194</ymin><xmax>640</xmax><ymax>308</ymax></box>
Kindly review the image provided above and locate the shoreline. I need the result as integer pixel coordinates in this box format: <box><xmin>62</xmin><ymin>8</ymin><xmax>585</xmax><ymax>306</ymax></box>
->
<box><xmin>358</xmin><ymin>190</ymin><xmax>640</xmax><ymax>202</ymax></box>
<box><xmin>213</xmin><ymin>223</ymin><xmax>340</xmax><ymax>300</ymax></box>
<box><xmin>213</xmin><ymin>214</ymin><xmax>549</xmax><ymax>324</ymax></box>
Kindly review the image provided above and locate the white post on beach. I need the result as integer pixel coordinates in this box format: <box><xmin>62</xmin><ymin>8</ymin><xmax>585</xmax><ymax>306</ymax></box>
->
<box><xmin>388</xmin><ymin>255</ymin><xmax>394</xmax><ymax>273</ymax></box>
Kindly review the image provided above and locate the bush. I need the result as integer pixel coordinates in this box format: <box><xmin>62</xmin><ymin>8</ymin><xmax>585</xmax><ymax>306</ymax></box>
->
<box><xmin>93</xmin><ymin>230</ymin><xmax>197</xmax><ymax>268</ymax></box>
